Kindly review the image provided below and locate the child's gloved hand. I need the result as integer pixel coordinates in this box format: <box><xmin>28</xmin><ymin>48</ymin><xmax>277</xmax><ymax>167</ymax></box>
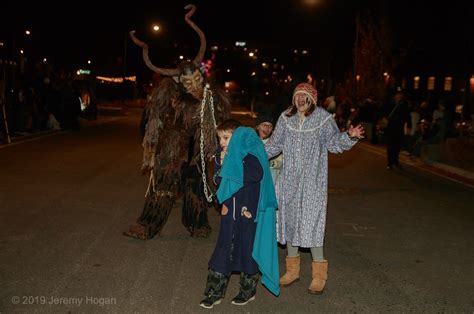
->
<box><xmin>221</xmin><ymin>204</ymin><xmax>229</xmax><ymax>215</ymax></box>
<box><xmin>241</xmin><ymin>206</ymin><xmax>252</xmax><ymax>219</ymax></box>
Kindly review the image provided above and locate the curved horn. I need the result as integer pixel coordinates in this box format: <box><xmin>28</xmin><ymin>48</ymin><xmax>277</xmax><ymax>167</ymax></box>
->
<box><xmin>129</xmin><ymin>30</ymin><xmax>179</xmax><ymax>76</ymax></box>
<box><xmin>184</xmin><ymin>4</ymin><xmax>206</xmax><ymax>66</ymax></box>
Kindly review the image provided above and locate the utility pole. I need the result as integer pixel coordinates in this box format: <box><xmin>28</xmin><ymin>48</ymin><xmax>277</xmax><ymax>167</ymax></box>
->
<box><xmin>123</xmin><ymin>31</ymin><xmax>127</xmax><ymax>78</ymax></box>
<box><xmin>352</xmin><ymin>11</ymin><xmax>360</xmax><ymax>105</ymax></box>
<box><xmin>1</xmin><ymin>38</ymin><xmax>11</xmax><ymax>144</ymax></box>
<box><xmin>1</xmin><ymin>67</ymin><xmax>11</xmax><ymax>144</ymax></box>
<box><xmin>123</xmin><ymin>31</ymin><xmax>128</xmax><ymax>101</ymax></box>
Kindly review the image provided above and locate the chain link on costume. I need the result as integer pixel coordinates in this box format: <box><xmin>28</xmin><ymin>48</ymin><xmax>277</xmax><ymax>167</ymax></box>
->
<box><xmin>200</xmin><ymin>83</ymin><xmax>217</xmax><ymax>202</ymax></box>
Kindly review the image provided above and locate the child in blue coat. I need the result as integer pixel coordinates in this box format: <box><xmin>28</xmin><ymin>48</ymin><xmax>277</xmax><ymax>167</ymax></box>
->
<box><xmin>200</xmin><ymin>119</ymin><xmax>279</xmax><ymax>309</ymax></box>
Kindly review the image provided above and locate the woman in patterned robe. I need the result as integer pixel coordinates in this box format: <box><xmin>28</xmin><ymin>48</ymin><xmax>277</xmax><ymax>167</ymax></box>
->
<box><xmin>265</xmin><ymin>83</ymin><xmax>364</xmax><ymax>294</ymax></box>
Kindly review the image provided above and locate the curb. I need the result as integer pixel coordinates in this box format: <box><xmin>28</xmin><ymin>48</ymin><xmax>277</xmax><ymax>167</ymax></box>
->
<box><xmin>358</xmin><ymin>141</ymin><xmax>474</xmax><ymax>188</ymax></box>
<box><xmin>0</xmin><ymin>116</ymin><xmax>123</xmax><ymax>149</ymax></box>
<box><xmin>0</xmin><ymin>129</ymin><xmax>66</xmax><ymax>149</ymax></box>
<box><xmin>428</xmin><ymin>161</ymin><xmax>474</xmax><ymax>180</ymax></box>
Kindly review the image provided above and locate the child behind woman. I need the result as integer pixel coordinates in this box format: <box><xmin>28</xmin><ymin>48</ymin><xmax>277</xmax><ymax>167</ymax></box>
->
<box><xmin>199</xmin><ymin>119</ymin><xmax>280</xmax><ymax>309</ymax></box>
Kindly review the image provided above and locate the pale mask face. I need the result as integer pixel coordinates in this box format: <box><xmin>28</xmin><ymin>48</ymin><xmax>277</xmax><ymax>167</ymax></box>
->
<box><xmin>179</xmin><ymin>69</ymin><xmax>204</xmax><ymax>100</ymax></box>
<box><xmin>294</xmin><ymin>93</ymin><xmax>312</xmax><ymax>114</ymax></box>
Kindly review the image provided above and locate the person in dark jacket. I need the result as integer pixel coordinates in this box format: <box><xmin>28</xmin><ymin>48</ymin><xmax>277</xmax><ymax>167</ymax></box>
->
<box><xmin>381</xmin><ymin>89</ymin><xmax>411</xmax><ymax>170</ymax></box>
<box><xmin>200</xmin><ymin>119</ymin><xmax>269</xmax><ymax>309</ymax></box>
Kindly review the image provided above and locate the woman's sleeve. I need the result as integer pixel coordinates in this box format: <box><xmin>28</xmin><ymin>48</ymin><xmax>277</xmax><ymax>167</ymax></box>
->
<box><xmin>323</xmin><ymin>115</ymin><xmax>358</xmax><ymax>154</ymax></box>
<box><xmin>265</xmin><ymin>114</ymin><xmax>285</xmax><ymax>159</ymax></box>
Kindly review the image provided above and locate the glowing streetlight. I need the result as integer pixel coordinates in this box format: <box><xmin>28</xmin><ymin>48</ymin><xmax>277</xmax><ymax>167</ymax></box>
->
<box><xmin>152</xmin><ymin>25</ymin><xmax>160</xmax><ymax>32</ymax></box>
<box><xmin>304</xmin><ymin>0</ymin><xmax>321</xmax><ymax>6</ymax></box>
<box><xmin>25</xmin><ymin>30</ymin><xmax>31</xmax><ymax>35</ymax></box>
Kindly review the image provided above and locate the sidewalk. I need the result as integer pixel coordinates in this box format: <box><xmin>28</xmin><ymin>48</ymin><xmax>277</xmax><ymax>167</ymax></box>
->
<box><xmin>358</xmin><ymin>141</ymin><xmax>474</xmax><ymax>188</ymax></box>
<box><xmin>0</xmin><ymin>115</ymin><xmax>123</xmax><ymax>149</ymax></box>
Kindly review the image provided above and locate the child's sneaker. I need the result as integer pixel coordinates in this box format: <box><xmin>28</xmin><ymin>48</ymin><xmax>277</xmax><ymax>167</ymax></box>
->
<box><xmin>199</xmin><ymin>295</ymin><xmax>222</xmax><ymax>309</ymax></box>
<box><xmin>231</xmin><ymin>292</ymin><xmax>255</xmax><ymax>306</ymax></box>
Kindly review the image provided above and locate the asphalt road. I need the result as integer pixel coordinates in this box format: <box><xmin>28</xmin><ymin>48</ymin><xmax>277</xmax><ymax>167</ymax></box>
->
<box><xmin>1</xmin><ymin>109</ymin><xmax>472</xmax><ymax>313</ymax></box>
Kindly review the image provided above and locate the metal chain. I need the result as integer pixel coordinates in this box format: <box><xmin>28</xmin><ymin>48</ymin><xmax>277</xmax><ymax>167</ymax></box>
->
<box><xmin>200</xmin><ymin>84</ymin><xmax>217</xmax><ymax>202</ymax></box>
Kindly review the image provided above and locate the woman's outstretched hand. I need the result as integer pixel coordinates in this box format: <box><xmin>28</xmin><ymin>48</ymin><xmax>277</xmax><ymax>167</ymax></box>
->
<box><xmin>348</xmin><ymin>124</ymin><xmax>365</xmax><ymax>139</ymax></box>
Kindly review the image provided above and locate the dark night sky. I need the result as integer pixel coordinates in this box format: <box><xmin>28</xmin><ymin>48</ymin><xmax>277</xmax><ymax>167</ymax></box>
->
<box><xmin>2</xmin><ymin>0</ymin><xmax>473</xmax><ymax>77</ymax></box>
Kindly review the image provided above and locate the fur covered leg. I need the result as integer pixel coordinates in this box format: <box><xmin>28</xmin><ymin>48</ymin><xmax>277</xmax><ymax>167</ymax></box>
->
<box><xmin>124</xmin><ymin>191</ymin><xmax>175</xmax><ymax>240</ymax></box>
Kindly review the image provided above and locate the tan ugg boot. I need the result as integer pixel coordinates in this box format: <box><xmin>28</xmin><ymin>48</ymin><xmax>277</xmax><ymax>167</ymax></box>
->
<box><xmin>280</xmin><ymin>256</ymin><xmax>300</xmax><ymax>287</ymax></box>
<box><xmin>308</xmin><ymin>260</ymin><xmax>328</xmax><ymax>294</ymax></box>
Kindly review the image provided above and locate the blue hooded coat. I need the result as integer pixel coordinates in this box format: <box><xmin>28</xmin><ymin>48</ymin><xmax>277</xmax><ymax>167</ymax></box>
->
<box><xmin>216</xmin><ymin>127</ymin><xmax>280</xmax><ymax>296</ymax></box>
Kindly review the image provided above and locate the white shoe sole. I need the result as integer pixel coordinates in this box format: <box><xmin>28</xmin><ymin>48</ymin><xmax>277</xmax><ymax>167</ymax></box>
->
<box><xmin>231</xmin><ymin>296</ymin><xmax>255</xmax><ymax>305</ymax></box>
<box><xmin>199</xmin><ymin>299</ymin><xmax>221</xmax><ymax>309</ymax></box>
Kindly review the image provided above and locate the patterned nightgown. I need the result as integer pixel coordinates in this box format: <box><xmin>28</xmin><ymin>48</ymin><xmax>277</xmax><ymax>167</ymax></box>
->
<box><xmin>265</xmin><ymin>107</ymin><xmax>357</xmax><ymax>247</ymax></box>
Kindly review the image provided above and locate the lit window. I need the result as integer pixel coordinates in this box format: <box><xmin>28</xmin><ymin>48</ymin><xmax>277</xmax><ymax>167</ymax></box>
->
<box><xmin>427</xmin><ymin>77</ymin><xmax>435</xmax><ymax>90</ymax></box>
<box><xmin>413</xmin><ymin>76</ymin><xmax>420</xmax><ymax>90</ymax></box>
<box><xmin>444</xmin><ymin>77</ymin><xmax>452</xmax><ymax>91</ymax></box>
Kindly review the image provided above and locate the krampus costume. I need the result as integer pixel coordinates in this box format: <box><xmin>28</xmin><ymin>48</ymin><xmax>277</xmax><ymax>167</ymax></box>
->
<box><xmin>123</xmin><ymin>5</ymin><xmax>230</xmax><ymax>239</ymax></box>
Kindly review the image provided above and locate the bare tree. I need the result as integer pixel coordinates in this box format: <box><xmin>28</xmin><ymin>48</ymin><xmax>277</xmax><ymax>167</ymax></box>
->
<box><xmin>351</xmin><ymin>10</ymin><xmax>395</xmax><ymax>102</ymax></box>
